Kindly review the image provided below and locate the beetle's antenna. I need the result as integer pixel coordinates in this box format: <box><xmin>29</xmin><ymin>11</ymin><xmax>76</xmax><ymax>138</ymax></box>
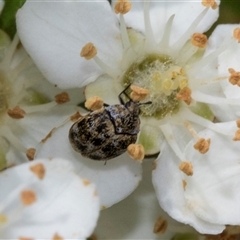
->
<box><xmin>119</xmin><ymin>84</ymin><xmax>131</xmax><ymax>104</ymax></box>
<box><xmin>139</xmin><ymin>101</ymin><xmax>152</xmax><ymax>106</ymax></box>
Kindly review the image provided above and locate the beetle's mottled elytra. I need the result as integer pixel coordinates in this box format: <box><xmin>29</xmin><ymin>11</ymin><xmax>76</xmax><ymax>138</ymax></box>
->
<box><xmin>69</xmin><ymin>85</ymin><xmax>150</xmax><ymax>161</ymax></box>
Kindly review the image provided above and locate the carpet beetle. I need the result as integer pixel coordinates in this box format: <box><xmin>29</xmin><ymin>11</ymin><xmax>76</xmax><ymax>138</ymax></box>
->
<box><xmin>69</xmin><ymin>84</ymin><xmax>149</xmax><ymax>161</ymax></box>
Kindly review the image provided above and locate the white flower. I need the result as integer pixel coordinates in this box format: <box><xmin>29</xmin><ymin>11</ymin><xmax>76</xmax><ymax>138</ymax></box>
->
<box><xmin>16</xmin><ymin>0</ymin><xmax>240</xmax><ymax>234</ymax></box>
<box><xmin>0</xmin><ymin>158</ymin><xmax>100</xmax><ymax>239</ymax></box>
<box><xmin>0</xmin><ymin>30</ymin><xmax>82</xmax><ymax>169</ymax></box>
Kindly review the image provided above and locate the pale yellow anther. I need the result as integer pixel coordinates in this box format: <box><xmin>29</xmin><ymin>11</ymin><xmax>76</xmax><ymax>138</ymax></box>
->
<box><xmin>179</xmin><ymin>161</ymin><xmax>193</xmax><ymax>176</ymax></box>
<box><xmin>153</xmin><ymin>217</ymin><xmax>168</xmax><ymax>235</ymax></box>
<box><xmin>127</xmin><ymin>144</ymin><xmax>145</xmax><ymax>162</ymax></box>
<box><xmin>130</xmin><ymin>85</ymin><xmax>150</xmax><ymax>101</ymax></box>
<box><xmin>114</xmin><ymin>0</ymin><xmax>132</xmax><ymax>14</ymax></box>
<box><xmin>7</xmin><ymin>106</ymin><xmax>26</xmax><ymax>119</ymax></box>
<box><xmin>163</xmin><ymin>79</ymin><xmax>173</xmax><ymax>90</ymax></box>
<box><xmin>0</xmin><ymin>214</ymin><xmax>7</xmax><ymax>224</ymax></box>
<box><xmin>21</xmin><ymin>190</ymin><xmax>36</xmax><ymax>206</ymax></box>
<box><xmin>233</xmin><ymin>28</ymin><xmax>240</xmax><ymax>43</ymax></box>
<box><xmin>80</xmin><ymin>42</ymin><xmax>97</xmax><ymax>60</ymax></box>
<box><xmin>194</xmin><ymin>138</ymin><xmax>211</xmax><ymax>154</ymax></box>
<box><xmin>191</xmin><ymin>33</ymin><xmax>208</xmax><ymax>48</ymax></box>
<box><xmin>176</xmin><ymin>87</ymin><xmax>192</xmax><ymax>105</ymax></box>
<box><xmin>30</xmin><ymin>163</ymin><xmax>45</xmax><ymax>180</ymax></box>
<box><xmin>202</xmin><ymin>0</ymin><xmax>218</xmax><ymax>9</ymax></box>
<box><xmin>152</xmin><ymin>72</ymin><xmax>161</xmax><ymax>81</ymax></box>
<box><xmin>178</xmin><ymin>78</ymin><xmax>188</xmax><ymax>89</ymax></box>
<box><xmin>233</xmin><ymin>129</ymin><xmax>240</xmax><ymax>141</ymax></box>
<box><xmin>236</xmin><ymin>120</ymin><xmax>240</xmax><ymax>128</ymax></box>
<box><xmin>85</xmin><ymin>96</ymin><xmax>104</xmax><ymax>111</ymax></box>
<box><xmin>228</xmin><ymin>68</ymin><xmax>240</xmax><ymax>86</ymax></box>
<box><xmin>26</xmin><ymin>148</ymin><xmax>36</xmax><ymax>161</ymax></box>
<box><xmin>55</xmin><ymin>92</ymin><xmax>70</xmax><ymax>104</ymax></box>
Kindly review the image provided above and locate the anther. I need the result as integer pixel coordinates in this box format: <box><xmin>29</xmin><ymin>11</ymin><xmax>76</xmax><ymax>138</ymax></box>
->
<box><xmin>30</xmin><ymin>163</ymin><xmax>45</xmax><ymax>180</ymax></box>
<box><xmin>85</xmin><ymin>96</ymin><xmax>104</xmax><ymax>111</ymax></box>
<box><xmin>26</xmin><ymin>148</ymin><xmax>36</xmax><ymax>161</ymax></box>
<box><xmin>80</xmin><ymin>43</ymin><xmax>97</xmax><ymax>60</ymax></box>
<box><xmin>193</xmin><ymin>138</ymin><xmax>211</xmax><ymax>154</ymax></box>
<box><xmin>127</xmin><ymin>144</ymin><xmax>145</xmax><ymax>162</ymax></box>
<box><xmin>201</xmin><ymin>0</ymin><xmax>218</xmax><ymax>9</ymax></box>
<box><xmin>179</xmin><ymin>161</ymin><xmax>193</xmax><ymax>176</ymax></box>
<box><xmin>233</xmin><ymin>129</ymin><xmax>240</xmax><ymax>141</ymax></box>
<box><xmin>55</xmin><ymin>92</ymin><xmax>70</xmax><ymax>104</ymax></box>
<box><xmin>7</xmin><ymin>106</ymin><xmax>26</xmax><ymax>119</ymax></box>
<box><xmin>153</xmin><ymin>217</ymin><xmax>168</xmax><ymax>235</ymax></box>
<box><xmin>70</xmin><ymin>112</ymin><xmax>82</xmax><ymax>122</ymax></box>
<box><xmin>52</xmin><ymin>233</ymin><xmax>64</xmax><ymax>240</ymax></box>
<box><xmin>233</xmin><ymin>28</ymin><xmax>240</xmax><ymax>43</ymax></box>
<box><xmin>191</xmin><ymin>33</ymin><xmax>208</xmax><ymax>48</ymax></box>
<box><xmin>228</xmin><ymin>68</ymin><xmax>240</xmax><ymax>86</ymax></box>
<box><xmin>21</xmin><ymin>190</ymin><xmax>36</xmax><ymax>206</ymax></box>
<box><xmin>130</xmin><ymin>85</ymin><xmax>150</xmax><ymax>101</ymax></box>
<box><xmin>114</xmin><ymin>0</ymin><xmax>132</xmax><ymax>14</ymax></box>
<box><xmin>176</xmin><ymin>87</ymin><xmax>192</xmax><ymax>105</ymax></box>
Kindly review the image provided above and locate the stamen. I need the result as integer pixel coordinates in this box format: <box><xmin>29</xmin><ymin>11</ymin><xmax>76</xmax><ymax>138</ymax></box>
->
<box><xmin>119</xmin><ymin>14</ymin><xmax>131</xmax><ymax>50</ymax></box>
<box><xmin>158</xmin><ymin>15</ymin><xmax>175</xmax><ymax>50</ymax></box>
<box><xmin>233</xmin><ymin>28</ymin><xmax>240</xmax><ymax>43</ymax></box>
<box><xmin>114</xmin><ymin>0</ymin><xmax>131</xmax><ymax>14</ymax></box>
<box><xmin>143</xmin><ymin>0</ymin><xmax>156</xmax><ymax>48</ymax></box>
<box><xmin>30</xmin><ymin>163</ymin><xmax>45</xmax><ymax>180</ymax></box>
<box><xmin>80</xmin><ymin>43</ymin><xmax>97</xmax><ymax>60</ymax></box>
<box><xmin>52</xmin><ymin>233</ymin><xmax>64</xmax><ymax>240</ymax></box>
<box><xmin>55</xmin><ymin>92</ymin><xmax>70</xmax><ymax>104</ymax></box>
<box><xmin>182</xmin><ymin>180</ymin><xmax>187</xmax><ymax>190</ymax></box>
<box><xmin>181</xmin><ymin>107</ymin><xmax>232</xmax><ymax>136</ymax></box>
<box><xmin>193</xmin><ymin>138</ymin><xmax>211</xmax><ymax>154</ymax></box>
<box><xmin>85</xmin><ymin>96</ymin><xmax>104</xmax><ymax>111</ymax></box>
<box><xmin>191</xmin><ymin>37</ymin><xmax>232</xmax><ymax>71</ymax></box>
<box><xmin>179</xmin><ymin>161</ymin><xmax>193</xmax><ymax>176</ymax></box>
<box><xmin>21</xmin><ymin>190</ymin><xmax>36</xmax><ymax>206</ymax></box>
<box><xmin>191</xmin><ymin>33</ymin><xmax>208</xmax><ymax>48</ymax></box>
<box><xmin>184</xmin><ymin>121</ymin><xmax>211</xmax><ymax>154</ymax></box>
<box><xmin>153</xmin><ymin>217</ymin><xmax>168</xmax><ymax>235</ymax></box>
<box><xmin>80</xmin><ymin>43</ymin><xmax>120</xmax><ymax>78</ymax></box>
<box><xmin>130</xmin><ymin>85</ymin><xmax>149</xmax><ymax>101</ymax></box>
<box><xmin>178</xmin><ymin>45</ymin><xmax>198</xmax><ymax>64</ymax></box>
<box><xmin>26</xmin><ymin>148</ymin><xmax>36</xmax><ymax>161</ymax></box>
<box><xmin>176</xmin><ymin>87</ymin><xmax>192</xmax><ymax>105</ymax></box>
<box><xmin>7</xmin><ymin>106</ymin><xmax>26</xmax><ymax>119</ymax></box>
<box><xmin>202</xmin><ymin>0</ymin><xmax>218</xmax><ymax>9</ymax></box>
<box><xmin>172</xmin><ymin>8</ymin><xmax>208</xmax><ymax>52</ymax></box>
<box><xmin>127</xmin><ymin>144</ymin><xmax>145</xmax><ymax>162</ymax></box>
<box><xmin>228</xmin><ymin>68</ymin><xmax>240</xmax><ymax>86</ymax></box>
<box><xmin>160</xmin><ymin>124</ymin><xmax>186</xmax><ymax>161</ymax></box>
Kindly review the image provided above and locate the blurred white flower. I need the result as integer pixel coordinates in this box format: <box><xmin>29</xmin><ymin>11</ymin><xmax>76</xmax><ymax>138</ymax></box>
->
<box><xmin>0</xmin><ymin>158</ymin><xmax>100</xmax><ymax>239</ymax></box>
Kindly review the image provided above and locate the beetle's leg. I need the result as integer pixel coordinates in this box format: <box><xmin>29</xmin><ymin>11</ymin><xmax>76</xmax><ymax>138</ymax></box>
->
<box><xmin>119</xmin><ymin>84</ymin><xmax>131</xmax><ymax>104</ymax></box>
<box><xmin>103</xmin><ymin>103</ymin><xmax>109</xmax><ymax>107</ymax></box>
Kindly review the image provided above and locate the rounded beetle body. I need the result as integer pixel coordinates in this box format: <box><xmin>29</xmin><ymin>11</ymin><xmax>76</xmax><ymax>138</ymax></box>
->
<box><xmin>69</xmin><ymin>100</ymin><xmax>140</xmax><ymax>160</ymax></box>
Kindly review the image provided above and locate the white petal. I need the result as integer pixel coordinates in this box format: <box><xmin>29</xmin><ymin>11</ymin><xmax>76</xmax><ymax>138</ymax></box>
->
<box><xmin>16</xmin><ymin>0</ymin><xmax>122</xmax><ymax>88</ymax></box>
<box><xmin>96</xmin><ymin>159</ymin><xmax>192</xmax><ymax>239</ymax></box>
<box><xmin>152</xmin><ymin>140</ymin><xmax>225</xmax><ymax>234</ymax></box>
<box><xmin>36</xmin><ymin>121</ymin><xmax>142</xmax><ymax>208</ymax></box>
<box><xmin>183</xmin><ymin>122</ymin><xmax>240</xmax><ymax>226</ymax></box>
<box><xmin>112</xmin><ymin>0</ymin><xmax>219</xmax><ymax>44</ymax></box>
<box><xmin>0</xmin><ymin>158</ymin><xmax>100</xmax><ymax>239</ymax></box>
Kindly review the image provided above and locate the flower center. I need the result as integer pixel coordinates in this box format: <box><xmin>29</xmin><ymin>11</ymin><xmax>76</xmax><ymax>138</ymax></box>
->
<box><xmin>122</xmin><ymin>54</ymin><xmax>188</xmax><ymax>118</ymax></box>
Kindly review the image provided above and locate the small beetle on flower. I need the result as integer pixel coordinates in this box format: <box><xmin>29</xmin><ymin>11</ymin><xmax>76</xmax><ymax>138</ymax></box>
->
<box><xmin>69</xmin><ymin>84</ymin><xmax>151</xmax><ymax>162</ymax></box>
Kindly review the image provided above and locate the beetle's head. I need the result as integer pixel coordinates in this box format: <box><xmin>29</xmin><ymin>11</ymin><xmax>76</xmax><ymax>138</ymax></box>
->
<box><xmin>125</xmin><ymin>99</ymin><xmax>152</xmax><ymax>116</ymax></box>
